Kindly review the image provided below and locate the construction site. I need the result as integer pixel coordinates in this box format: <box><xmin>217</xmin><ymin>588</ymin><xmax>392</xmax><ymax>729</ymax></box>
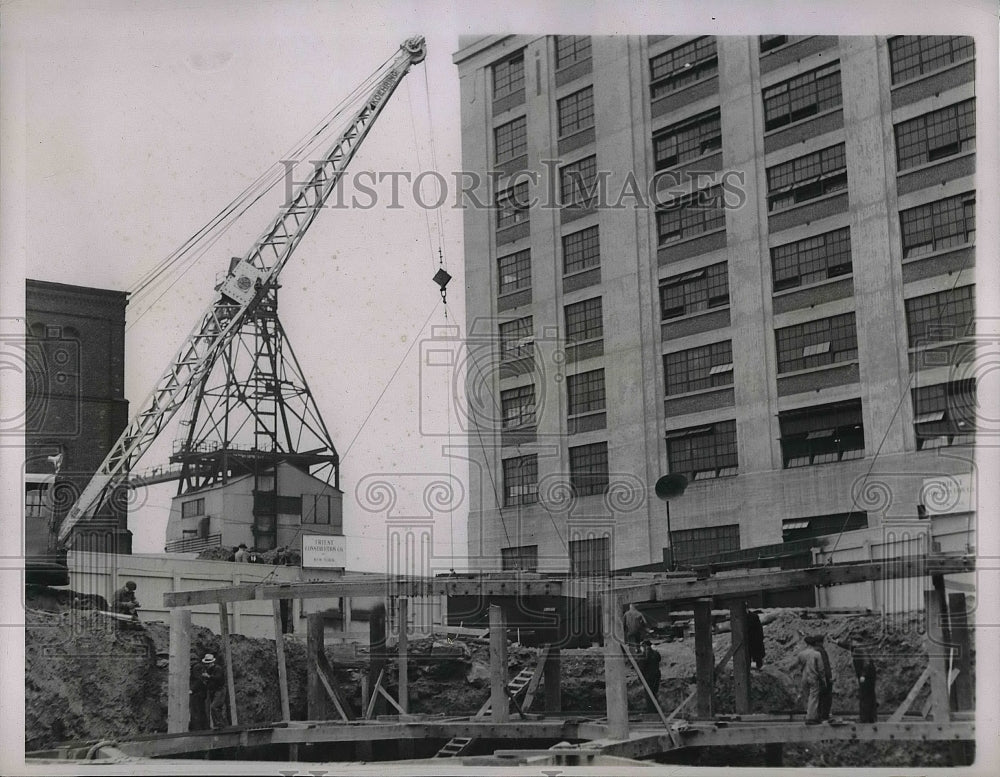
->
<box><xmin>13</xmin><ymin>17</ymin><xmax>990</xmax><ymax>775</ymax></box>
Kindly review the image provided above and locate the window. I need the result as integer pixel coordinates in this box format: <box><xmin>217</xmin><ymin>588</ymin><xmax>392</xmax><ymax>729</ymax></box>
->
<box><xmin>495</xmin><ymin>116</ymin><xmax>527</xmax><ymax>163</ymax></box>
<box><xmin>503</xmin><ymin>455</ymin><xmax>538</xmax><ymax>506</ymax></box>
<box><xmin>758</xmin><ymin>35</ymin><xmax>810</xmax><ymax>54</ymax></box>
<box><xmin>302</xmin><ymin>494</ymin><xmax>335</xmax><ymax>525</ymax></box>
<box><xmin>558</xmin><ymin>86</ymin><xmax>595</xmax><ymax>136</ymax></box>
<box><xmin>650</xmin><ymin>37</ymin><xmax>718</xmax><ymax>99</ymax></box>
<box><xmin>912</xmin><ymin>379</ymin><xmax>976</xmax><ymax>450</ymax></box>
<box><xmin>664</xmin><ymin>340</ymin><xmax>733</xmax><ymax>395</ymax></box>
<box><xmin>895</xmin><ymin>99</ymin><xmax>976</xmax><ymax>170</ymax></box>
<box><xmin>766</xmin><ymin>143</ymin><xmax>847</xmax><ymax>211</ymax></box>
<box><xmin>499</xmin><ymin>316</ymin><xmax>533</xmax><ymax>360</ymax></box>
<box><xmin>652</xmin><ymin>109</ymin><xmax>722</xmax><ymax>170</ymax></box>
<box><xmin>495</xmin><ymin>180</ymin><xmax>530</xmax><ymax>230</ymax></box>
<box><xmin>905</xmin><ymin>285</ymin><xmax>975</xmax><ymax>347</ymax></box>
<box><xmin>888</xmin><ymin>36</ymin><xmax>974</xmax><ymax>84</ymax></box>
<box><xmin>560</xmin><ymin>155</ymin><xmax>598</xmax><ymax>207</ymax></box>
<box><xmin>563</xmin><ymin>226</ymin><xmax>600</xmax><ymax>274</ymax></box>
<box><xmin>656</xmin><ymin>186</ymin><xmax>726</xmax><ymax>243</ymax></box>
<box><xmin>565</xmin><ymin>297</ymin><xmax>603</xmax><ymax>343</ymax></box>
<box><xmin>493</xmin><ymin>52</ymin><xmax>525</xmax><ymax>98</ymax></box>
<box><xmin>556</xmin><ymin>36</ymin><xmax>591</xmax><ymax>68</ymax></box>
<box><xmin>498</xmin><ymin>249</ymin><xmax>531</xmax><ymax>295</ymax></box>
<box><xmin>665</xmin><ymin>420</ymin><xmax>738</xmax><ymax>480</ymax></box>
<box><xmin>771</xmin><ymin>227</ymin><xmax>852</xmax><ymax>291</ymax></box>
<box><xmin>567</xmin><ymin>369</ymin><xmax>606</xmax><ymax>415</ymax></box>
<box><xmin>569</xmin><ymin>536</ymin><xmax>610</xmax><ymax>577</ymax></box>
<box><xmin>762</xmin><ymin>62</ymin><xmax>842</xmax><ymax>131</ymax></box>
<box><xmin>569</xmin><ymin>441</ymin><xmax>609</xmax><ymax>496</ymax></box>
<box><xmin>181</xmin><ymin>498</ymin><xmax>205</xmax><ymax>519</ymax></box>
<box><xmin>900</xmin><ymin>192</ymin><xmax>975</xmax><ymax>258</ymax></box>
<box><xmin>502</xmin><ymin>544</ymin><xmax>539</xmax><ymax>571</ymax></box>
<box><xmin>671</xmin><ymin>524</ymin><xmax>740</xmax><ymax>565</ymax></box>
<box><xmin>775</xmin><ymin>312</ymin><xmax>857</xmax><ymax>373</ymax></box>
<box><xmin>782</xmin><ymin>512</ymin><xmax>868</xmax><ymax>542</ymax></box>
<box><xmin>779</xmin><ymin>400</ymin><xmax>865</xmax><ymax>467</ymax></box>
<box><xmin>501</xmin><ymin>384</ymin><xmax>536</xmax><ymax>429</ymax></box>
<box><xmin>659</xmin><ymin>262</ymin><xmax>729</xmax><ymax>319</ymax></box>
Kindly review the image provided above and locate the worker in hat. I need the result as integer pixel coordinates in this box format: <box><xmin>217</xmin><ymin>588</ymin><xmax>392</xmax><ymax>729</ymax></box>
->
<box><xmin>638</xmin><ymin>640</ymin><xmax>662</xmax><ymax>713</ymax></box>
<box><xmin>113</xmin><ymin>580</ymin><xmax>140</xmax><ymax>619</ymax></box>
<box><xmin>795</xmin><ymin>633</ymin><xmax>828</xmax><ymax>725</ymax></box>
<box><xmin>623</xmin><ymin>604</ymin><xmax>648</xmax><ymax>652</ymax></box>
<box><xmin>834</xmin><ymin>635</ymin><xmax>878</xmax><ymax>723</ymax></box>
<box><xmin>233</xmin><ymin>543</ymin><xmax>249</xmax><ymax>563</ymax></box>
<box><xmin>190</xmin><ymin>652</ymin><xmax>227</xmax><ymax>730</ymax></box>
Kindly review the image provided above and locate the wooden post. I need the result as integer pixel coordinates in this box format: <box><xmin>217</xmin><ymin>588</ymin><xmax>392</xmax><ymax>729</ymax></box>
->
<box><xmin>218</xmin><ymin>602</ymin><xmax>238</xmax><ymax>726</ymax></box>
<box><xmin>307</xmin><ymin>613</ymin><xmax>327</xmax><ymax>720</ymax></box>
<box><xmin>544</xmin><ymin>647</ymin><xmax>562</xmax><ymax>713</ymax></box>
<box><xmin>693</xmin><ymin>598</ymin><xmax>714</xmax><ymax>719</ymax></box>
<box><xmin>273</xmin><ymin>599</ymin><xmax>291</xmax><ymax>722</ymax></box>
<box><xmin>602</xmin><ymin>591</ymin><xmax>628</xmax><ymax>739</ymax></box>
<box><xmin>924</xmin><ymin>589</ymin><xmax>950</xmax><ymax>722</ymax></box>
<box><xmin>397</xmin><ymin>597</ymin><xmax>409</xmax><ymax>714</ymax></box>
<box><xmin>368</xmin><ymin>602</ymin><xmax>387</xmax><ymax>718</ymax></box>
<box><xmin>343</xmin><ymin>596</ymin><xmax>352</xmax><ymax>636</ymax></box>
<box><xmin>167</xmin><ymin>608</ymin><xmax>191</xmax><ymax>733</ymax></box>
<box><xmin>948</xmin><ymin>593</ymin><xmax>973</xmax><ymax>711</ymax></box>
<box><xmin>489</xmin><ymin>603</ymin><xmax>509</xmax><ymax>723</ymax></box>
<box><xmin>730</xmin><ymin>599</ymin><xmax>751</xmax><ymax>714</ymax></box>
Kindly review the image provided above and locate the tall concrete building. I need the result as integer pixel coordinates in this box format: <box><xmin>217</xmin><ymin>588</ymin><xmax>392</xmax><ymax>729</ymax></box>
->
<box><xmin>454</xmin><ymin>35</ymin><xmax>977</xmax><ymax>577</ymax></box>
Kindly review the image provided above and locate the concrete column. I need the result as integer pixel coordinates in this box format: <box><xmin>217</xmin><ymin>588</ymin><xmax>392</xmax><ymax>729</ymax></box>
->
<box><xmin>924</xmin><ymin>590</ymin><xmax>951</xmax><ymax>722</ymax></box>
<box><xmin>167</xmin><ymin>608</ymin><xmax>191</xmax><ymax>733</ymax></box>
<box><xmin>602</xmin><ymin>592</ymin><xmax>628</xmax><ymax>739</ymax></box>
<box><xmin>489</xmin><ymin>603</ymin><xmax>510</xmax><ymax>723</ymax></box>
<box><xmin>307</xmin><ymin>613</ymin><xmax>327</xmax><ymax>721</ymax></box>
<box><xmin>544</xmin><ymin>647</ymin><xmax>562</xmax><ymax>713</ymax></box>
<box><xmin>730</xmin><ymin>600</ymin><xmax>751</xmax><ymax>714</ymax></box>
<box><xmin>693</xmin><ymin>599</ymin><xmax>715</xmax><ymax>718</ymax></box>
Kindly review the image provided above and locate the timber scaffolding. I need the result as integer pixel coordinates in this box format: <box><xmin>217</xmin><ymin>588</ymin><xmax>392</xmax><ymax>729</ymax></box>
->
<box><xmin>28</xmin><ymin>553</ymin><xmax>976</xmax><ymax>766</ymax></box>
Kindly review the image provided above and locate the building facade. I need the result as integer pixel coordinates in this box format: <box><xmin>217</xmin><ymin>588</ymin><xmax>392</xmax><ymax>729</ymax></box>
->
<box><xmin>454</xmin><ymin>35</ymin><xmax>977</xmax><ymax>574</ymax></box>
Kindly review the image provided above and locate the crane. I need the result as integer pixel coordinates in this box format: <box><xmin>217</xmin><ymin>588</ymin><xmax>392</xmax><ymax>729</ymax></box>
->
<box><xmin>56</xmin><ymin>36</ymin><xmax>428</xmax><ymax>546</ymax></box>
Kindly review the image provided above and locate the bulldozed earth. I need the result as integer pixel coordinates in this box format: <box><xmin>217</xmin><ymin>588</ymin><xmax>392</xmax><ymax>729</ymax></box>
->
<box><xmin>24</xmin><ymin>584</ymin><xmax>972</xmax><ymax>767</ymax></box>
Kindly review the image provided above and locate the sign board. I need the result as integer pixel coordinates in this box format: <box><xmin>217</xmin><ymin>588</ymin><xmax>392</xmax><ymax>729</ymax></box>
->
<box><xmin>301</xmin><ymin>534</ymin><xmax>347</xmax><ymax>569</ymax></box>
<box><xmin>920</xmin><ymin>472</ymin><xmax>974</xmax><ymax>516</ymax></box>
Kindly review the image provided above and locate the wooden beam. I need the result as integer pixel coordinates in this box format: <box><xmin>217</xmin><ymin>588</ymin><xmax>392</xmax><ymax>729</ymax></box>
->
<box><xmin>925</xmin><ymin>589</ymin><xmax>951</xmax><ymax>723</ymax></box>
<box><xmin>365</xmin><ymin>668</ymin><xmax>385</xmax><ymax>720</ymax></box>
<box><xmin>489</xmin><ymin>603</ymin><xmax>510</xmax><ymax>723</ymax></box>
<box><xmin>888</xmin><ymin>666</ymin><xmax>930</xmax><ymax>723</ymax></box>
<box><xmin>218</xmin><ymin>602</ymin><xmax>238</xmax><ymax>727</ymax></box>
<box><xmin>948</xmin><ymin>593</ymin><xmax>973</xmax><ymax>712</ymax></box>
<box><xmin>621</xmin><ymin>643</ymin><xmax>669</xmax><ymax>728</ymax></box>
<box><xmin>397</xmin><ymin>597</ymin><xmax>409</xmax><ymax>714</ymax></box>
<box><xmin>163</xmin><ymin>584</ymin><xmax>259</xmax><ymax>608</ymax></box>
<box><xmin>544</xmin><ymin>647</ymin><xmax>561</xmax><ymax>713</ymax></box>
<box><xmin>521</xmin><ymin>645</ymin><xmax>548</xmax><ymax>712</ymax></box>
<box><xmin>307</xmin><ymin>613</ymin><xmax>326</xmax><ymax>721</ymax></box>
<box><xmin>602</xmin><ymin>591</ymin><xmax>629</xmax><ymax>739</ymax></box>
<box><xmin>730</xmin><ymin>601</ymin><xmax>751</xmax><ymax>714</ymax></box>
<box><xmin>167</xmin><ymin>608</ymin><xmax>191</xmax><ymax>733</ymax></box>
<box><xmin>377</xmin><ymin>683</ymin><xmax>407</xmax><ymax>715</ymax></box>
<box><xmin>368</xmin><ymin>602</ymin><xmax>387</xmax><ymax>718</ymax></box>
<box><xmin>316</xmin><ymin>651</ymin><xmax>351</xmax><ymax>721</ymax></box>
<box><xmin>273</xmin><ymin>599</ymin><xmax>291</xmax><ymax>723</ymax></box>
<box><xmin>693</xmin><ymin>598</ymin><xmax>714</xmax><ymax>719</ymax></box>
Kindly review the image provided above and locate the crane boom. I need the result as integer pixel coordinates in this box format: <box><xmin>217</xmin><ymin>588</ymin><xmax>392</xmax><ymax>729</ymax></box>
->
<box><xmin>59</xmin><ymin>36</ymin><xmax>427</xmax><ymax>544</ymax></box>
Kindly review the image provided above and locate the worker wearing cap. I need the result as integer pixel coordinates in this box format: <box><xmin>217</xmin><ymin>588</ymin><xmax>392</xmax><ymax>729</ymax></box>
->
<box><xmin>233</xmin><ymin>543</ymin><xmax>248</xmax><ymax>563</ymax></box>
<box><xmin>835</xmin><ymin>637</ymin><xmax>878</xmax><ymax>723</ymax></box>
<box><xmin>623</xmin><ymin>604</ymin><xmax>648</xmax><ymax>651</ymax></box>
<box><xmin>796</xmin><ymin>634</ymin><xmax>827</xmax><ymax>725</ymax></box>
<box><xmin>114</xmin><ymin>580</ymin><xmax>140</xmax><ymax>618</ymax></box>
<box><xmin>190</xmin><ymin>653</ymin><xmax>227</xmax><ymax>730</ymax></box>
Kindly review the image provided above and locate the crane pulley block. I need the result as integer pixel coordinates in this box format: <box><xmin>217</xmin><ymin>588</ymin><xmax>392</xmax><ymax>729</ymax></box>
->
<box><xmin>219</xmin><ymin>259</ymin><xmax>267</xmax><ymax>306</ymax></box>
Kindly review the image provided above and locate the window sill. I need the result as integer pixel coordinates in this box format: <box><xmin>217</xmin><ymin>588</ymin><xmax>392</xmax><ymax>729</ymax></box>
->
<box><xmin>896</xmin><ymin>148</ymin><xmax>975</xmax><ymax>178</ymax></box>
<box><xmin>664</xmin><ymin>382</ymin><xmax>733</xmax><ymax>402</ymax></box>
<box><xmin>556</xmin><ymin>58</ymin><xmax>592</xmax><ymax>74</ymax></box>
<box><xmin>890</xmin><ymin>56</ymin><xmax>976</xmax><ymax>91</ymax></box>
<box><xmin>566</xmin><ymin>337</ymin><xmax>603</xmax><ymax>350</ymax></box>
<box><xmin>768</xmin><ymin>187</ymin><xmax>848</xmax><ymax>218</ymax></box>
<box><xmin>567</xmin><ymin>409</ymin><xmax>605</xmax><ymax>421</ymax></box>
<box><xmin>783</xmin><ymin>450</ymin><xmax>865</xmax><ymax>469</ymax></box>
<box><xmin>563</xmin><ymin>264</ymin><xmax>600</xmax><ymax>280</ymax></box>
<box><xmin>764</xmin><ymin>104</ymin><xmax>843</xmax><ymax>138</ymax></box>
<box><xmin>777</xmin><ymin>359</ymin><xmax>859</xmax><ymax>380</ymax></box>
<box><xmin>759</xmin><ymin>35</ymin><xmax>815</xmax><ymax>57</ymax></box>
<box><xmin>558</xmin><ymin>125</ymin><xmax>596</xmax><ymax>144</ymax></box>
<box><xmin>498</xmin><ymin>287</ymin><xmax>531</xmax><ymax>300</ymax></box>
<box><xmin>658</xmin><ymin>226</ymin><xmax>727</xmax><ymax>251</ymax></box>
<box><xmin>661</xmin><ymin>303</ymin><xmax>731</xmax><ymax>327</ymax></box>
<box><xmin>772</xmin><ymin>272</ymin><xmax>853</xmax><ymax>297</ymax></box>
<box><xmin>655</xmin><ymin>148</ymin><xmax>723</xmax><ymax>175</ymax></box>
<box><xmin>650</xmin><ymin>74</ymin><xmax>719</xmax><ymax>105</ymax></box>
<box><xmin>907</xmin><ymin>338</ymin><xmax>973</xmax><ymax>357</ymax></box>
<box><xmin>901</xmin><ymin>240</ymin><xmax>975</xmax><ymax>264</ymax></box>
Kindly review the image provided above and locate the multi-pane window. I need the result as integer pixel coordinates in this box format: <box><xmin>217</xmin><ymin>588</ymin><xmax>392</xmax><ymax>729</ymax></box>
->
<box><xmin>558</xmin><ymin>87</ymin><xmax>595</xmax><ymax>136</ymax></box>
<box><xmin>782</xmin><ymin>512</ymin><xmax>868</xmax><ymax>542</ymax></box>
<box><xmin>565</xmin><ymin>297</ymin><xmax>603</xmax><ymax>343</ymax></box>
<box><xmin>495</xmin><ymin>180</ymin><xmax>530</xmax><ymax>230</ymax></box>
<box><xmin>771</xmin><ymin>227</ymin><xmax>852</xmax><ymax>291</ymax></box>
<box><xmin>499</xmin><ymin>316</ymin><xmax>533</xmax><ymax>360</ymax></box>
<box><xmin>766</xmin><ymin>143</ymin><xmax>847</xmax><ymax>211</ymax></box>
<box><xmin>665</xmin><ymin>420</ymin><xmax>738</xmax><ymax>480</ymax></box>
<box><xmin>493</xmin><ymin>52</ymin><xmax>525</xmax><ymax>98</ymax></box>
<box><xmin>502</xmin><ymin>544</ymin><xmax>539</xmax><ymax>572</ymax></box>
<box><xmin>302</xmin><ymin>494</ymin><xmax>336</xmax><ymax>527</ymax></box>
<box><xmin>758</xmin><ymin>35</ymin><xmax>810</xmax><ymax>53</ymax></box>
<box><xmin>567</xmin><ymin>369</ymin><xmax>606</xmax><ymax>415</ymax></box>
<box><xmin>895</xmin><ymin>99</ymin><xmax>976</xmax><ymax>170</ymax></box>
<box><xmin>652</xmin><ymin>109</ymin><xmax>722</xmax><ymax>170</ymax></box>
<box><xmin>568</xmin><ymin>441</ymin><xmax>609</xmax><ymax>496</ymax></box>
<box><xmin>181</xmin><ymin>498</ymin><xmax>205</xmax><ymax>519</ymax></box>
<box><xmin>888</xmin><ymin>36</ymin><xmax>975</xmax><ymax>84</ymax></box>
<box><xmin>556</xmin><ymin>36</ymin><xmax>592</xmax><ymax>68</ymax></box>
<box><xmin>904</xmin><ymin>285</ymin><xmax>975</xmax><ymax>347</ymax></box>
<box><xmin>664</xmin><ymin>340</ymin><xmax>733</xmax><ymax>395</ymax></box>
<box><xmin>656</xmin><ymin>186</ymin><xmax>726</xmax><ymax>243</ymax></box>
<box><xmin>671</xmin><ymin>524</ymin><xmax>740</xmax><ymax>566</ymax></box>
<box><xmin>495</xmin><ymin>116</ymin><xmax>527</xmax><ymax>163</ymax></box>
<box><xmin>569</xmin><ymin>536</ymin><xmax>610</xmax><ymax>577</ymax></box>
<box><xmin>779</xmin><ymin>400</ymin><xmax>865</xmax><ymax>468</ymax></box>
<box><xmin>762</xmin><ymin>62</ymin><xmax>842</xmax><ymax>131</ymax></box>
<box><xmin>560</xmin><ymin>155</ymin><xmax>598</xmax><ymax>207</ymax></box>
<box><xmin>900</xmin><ymin>192</ymin><xmax>975</xmax><ymax>258</ymax></box>
<box><xmin>775</xmin><ymin>312</ymin><xmax>858</xmax><ymax>373</ymax></box>
<box><xmin>503</xmin><ymin>454</ymin><xmax>538</xmax><ymax>506</ymax></box>
<box><xmin>649</xmin><ymin>37</ymin><xmax>718</xmax><ymax>99</ymax></box>
<box><xmin>912</xmin><ymin>379</ymin><xmax>976</xmax><ymax>450</ymax></box>
<box><xmin>501</xmin><ymin>384</ymin><xmax>536</xmax><ymax>429</ymax></box>
<box><xmin>563</xmin><ymin>226</ymin><xmax>600</xmax><ymax>274</ymax></box>
<box><xmin>659</xmin><ymin>262</ymin><xmax>729</xmax><ymax>319</ymax></box>
<box><xmin>498</xmin><ymin>249</ymin><xmax>531</xmax><ymax>295</ymax></box>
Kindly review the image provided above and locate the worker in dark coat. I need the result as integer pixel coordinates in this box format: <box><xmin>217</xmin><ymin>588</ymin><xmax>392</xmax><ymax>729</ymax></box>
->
<box><xmin>623</xmin><ymin>604</ymin><xmax>648</xmax><ymax>651</ymax></box>
<box><xmin>747</xmin><ymin>609</ymin><xmax>765</xmax><ymax>669</ymax></box>
<box><xmin>114</xmin><ymin>580</ymin><xmax>140</xmax><ymax>618</ymax></box>
<box><xmin>190</xmin><ymin>653</ymin><xmax>227</xmax><ymax>730</ymax></box>
<box><xmin>638</xmin><ymin>640</ymin><xmax>661</xmax><ymax>712</ymax></box>
<box><xmin>835</xmin><ymin>638</ymin><xmax>878</xmax><ymax>722</ymax></box>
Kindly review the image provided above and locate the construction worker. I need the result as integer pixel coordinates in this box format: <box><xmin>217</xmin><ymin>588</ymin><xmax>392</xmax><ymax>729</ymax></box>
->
<box><xmin>623</xmin><ymin>603</ymin><xmax>648</xmax><ymax>651</ymax></box>
<box><xmin>638</xmin><ymin>640</ymin><xmax>661</xmax><ymax>712</ymax></box>
<box><xmin>835</xmin><ymin>637</ymin><xmax>878</xmax><ymax>723</ymax></box>
<box><xmin>811</xmin><ymin>634</ymin><xmax>835</xmax><ymax>721</ymax></box>
<box><xmin>190</xmin><ymin>653</ymin><xmax>227</xmax><ymax>730</ymax></box>
<box><xmin>114</xmin><ymin>580</ymin><xmax>140</xmax><ymax>619</ymax></box>
<box><xmin>795</xmin><ymin>633</ymin><xmax>827</xmax><ymax>725</ymax></box>
<box><xmin>747</xmin><ymin>609</ymin><xmax>765</xmax><ymax>669</ymax></box>
<box><xmin>233</xmin><ymin>543</ymin><xmax>248</xmax><ymax>563</ymax></box>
